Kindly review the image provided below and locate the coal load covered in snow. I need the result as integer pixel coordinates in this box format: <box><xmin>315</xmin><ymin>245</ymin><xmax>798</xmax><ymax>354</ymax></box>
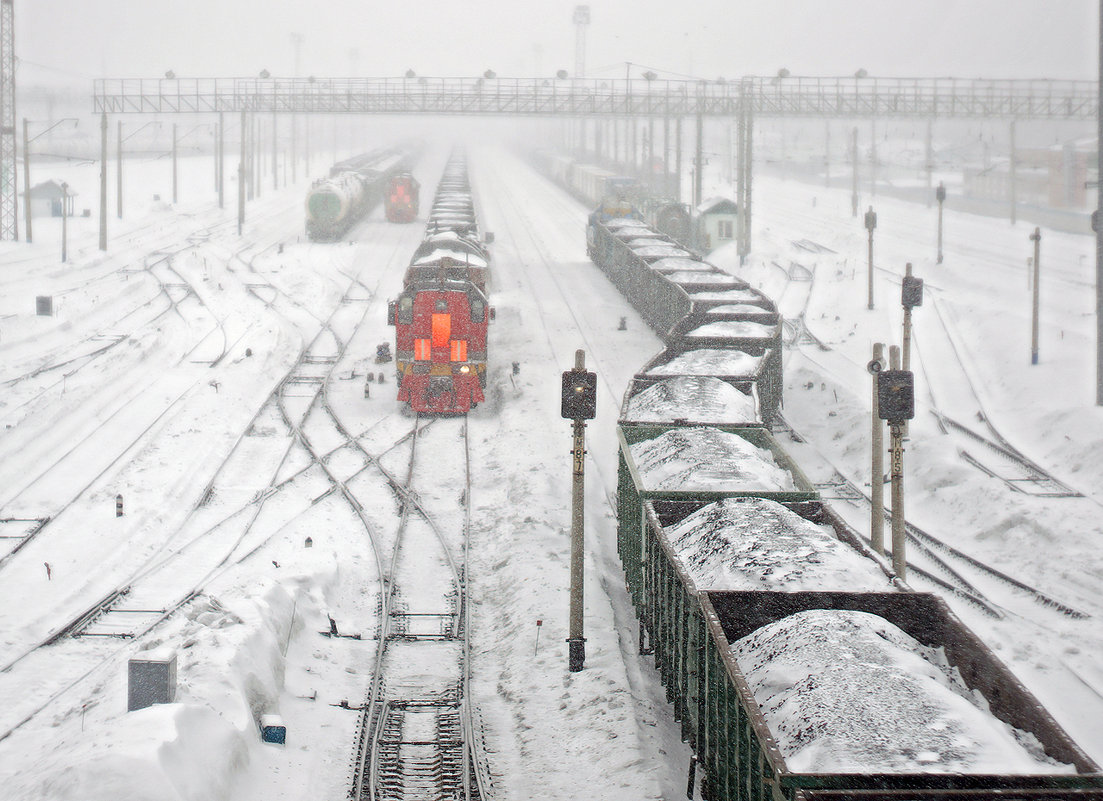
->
<box><xmin>629</xmin><ymin>427</ymin><xmax>796</xmax><ymax>492</ymax></box>
<box><xmin>622</xmin><ymin>376</ymin><xmax>759</xmax><ymax>425</ymax></box>
<box><xmin>663</xmin><ymin>498</ymin><xmax>889</xmax><ymax>591</ymax></box>
<box><xmin>731</xmin><ymin>609</ymin><xmax>1076</xmax><ymax>775</ymax></box>
<box><xmin>646</xmin><ymin>348</ymin><xmax>764</xmax><ymax>378</ymax></box>
<box><xmin>685</xmin><ymin>320</ymin><xmax>777</xmax><ymax>340</ymax></box>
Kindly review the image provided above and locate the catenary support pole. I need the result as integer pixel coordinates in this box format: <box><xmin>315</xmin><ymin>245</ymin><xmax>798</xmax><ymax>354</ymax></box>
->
<box><xmin>694</xmin><ymin>112</ymin><xmax>703</xmax><ymax>209</ymax></box>
<box><xmin>116</xmin><ymin>119</ymin><xmax>122</xmax><ymax>218</ymax></box>
<box><xmin>1031</xmin><ymin>227</ymin><xmax>1041</xmax><ymax>365</ymax></box>
<box><xmin>675</xmin><ymin>117</ymin><xmax>682</xmax><ymax>203</ymax></box>
<box><xmin>21</xmin><ymin>118</ymin><xmax>30</xmax><ymax>242</ymax></box>
<box><xmin>238</xmin><ymin>110</ymin><xmax>245</xmax><ymax>235</ymax></box>
<box><xmin>218</xmin><ymin>112</ymin><xmax>224</xmax><ymax>210</ymax></box>
<box><xmin>851</xmin><ymin>126</ymin><xmax>859</xmax><ymax>217</ymax></box>
<box><xmin>99</xmin><ymin>112</ymin><xmax>107</xmax><ymax>250</ymax></box>
<box><xmin>902</xmin><ymin>263</ymin><xmax>915</xmax><ymax>372</ymax></box>
<box><xmin>925</xmin><ymin>118</ymin><xmax>934</xmax><ymax>207</ymax></box>
<box><xmin>172</xmin><ymin>123</ymin><xmax>177</xmax><ymax>204</ymax></box>
<box><xmin>1009</xmin><ymin>119</ymin><xmax>1017</xmax><ymax>225</ymax></box>
<box><xmin>871</xmin><ymin>343</ymin><xmax>885</xmax><ymax>555</ymax></box>
<box><xmin>1098</xmin><ymin>0</ymin><xmax>1103</xmax><ymax>404</ymax></box>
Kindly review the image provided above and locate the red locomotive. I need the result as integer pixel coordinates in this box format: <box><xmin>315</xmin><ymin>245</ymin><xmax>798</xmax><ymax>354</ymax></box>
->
<box><xmin>390</xmin><ymin>272</ymin><xmax>490</xmax><ymax>413</ymax></box>
<box><xmin>389</xmin><ymin>153</ymin><xmax>491</xmax><ymax>414</ymax></box>
<box><xmin>384</xmin><ymin>172</ymin><xmax>420</xmax><ymax>223</ymax></box>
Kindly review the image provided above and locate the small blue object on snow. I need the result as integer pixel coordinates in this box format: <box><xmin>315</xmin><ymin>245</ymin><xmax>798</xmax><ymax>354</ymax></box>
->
<box><xmin>260</xmin><ymin>715</ymin><xmax>286</xmax><ymax>745</ymax></box>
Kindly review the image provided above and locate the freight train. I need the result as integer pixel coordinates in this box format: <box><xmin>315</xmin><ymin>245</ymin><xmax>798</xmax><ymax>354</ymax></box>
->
<box><xmin>388</xmin><ymin>152</ymin><xmax>491</xmax><ymax>414</ymax></box>
<box><xmin>575</xmin><ymin>194</ymin><xmax>1103</xmax><ymax>798</ymax></box>
<box><xmin>305</xmin><ymin>147</ymin><xmax>416</xmax><ymax>240</ymax></box>
<box><xmin>532</xmin><ymin>149</ymin><xmax>693</xmax><ymax>244</ymax></box>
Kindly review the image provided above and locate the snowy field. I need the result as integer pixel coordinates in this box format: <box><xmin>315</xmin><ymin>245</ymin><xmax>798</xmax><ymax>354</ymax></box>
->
<box><xmin>0</xmin><ymin>140</ymin><xmax>1101</xmax><ymax>801</ymax></box>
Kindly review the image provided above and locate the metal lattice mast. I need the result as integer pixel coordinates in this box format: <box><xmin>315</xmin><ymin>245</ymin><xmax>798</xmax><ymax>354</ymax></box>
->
<box><xmin>573</xmin><ymin>6</ymin><xmax>589</xmax><ymax>78</ymax></box>
<box><xmin>0</xmin><ymin>0</ymin><xmax>17</xmax><ymax>241</ymax></box>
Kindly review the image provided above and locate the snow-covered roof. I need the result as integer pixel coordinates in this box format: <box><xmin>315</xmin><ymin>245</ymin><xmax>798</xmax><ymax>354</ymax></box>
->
<box><xmin>697</xmin><ymin>196</ymin><xmax>738</xmax><ymax>215</ymax></box>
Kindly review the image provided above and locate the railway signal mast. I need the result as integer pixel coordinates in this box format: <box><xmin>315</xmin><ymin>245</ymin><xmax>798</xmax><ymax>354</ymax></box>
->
<box><xmin>561</xmin><ymin>349</ymin><xmax>596</xmax><ymax>672</ymax></box>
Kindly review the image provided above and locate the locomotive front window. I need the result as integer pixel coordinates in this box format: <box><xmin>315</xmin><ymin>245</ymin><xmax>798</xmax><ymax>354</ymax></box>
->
<box><xmin>398</xmin><ymin>295</ymin><xmax>414</xmax><ymax>324</ymax></box>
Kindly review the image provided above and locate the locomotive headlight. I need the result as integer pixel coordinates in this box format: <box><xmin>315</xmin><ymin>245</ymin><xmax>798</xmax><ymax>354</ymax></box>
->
<box><xmin>459</xmin><ymin>365</ymin><xmax>471</xmax><ymax>374</ymax></box>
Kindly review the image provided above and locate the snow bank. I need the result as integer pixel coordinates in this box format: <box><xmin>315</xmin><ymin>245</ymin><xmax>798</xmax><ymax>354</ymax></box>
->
<box><xmin>623</xmin><ymin>377</ymin><xmax>759</xmax><ymax>424</ymax></box>
<box><xmin>686</xmin><ymin>320</ymin><xmax>777</xmax><ymax>339</ymax></box>
<box><xmin>731</xmin><ymin>610</ymin><xmax>1075</xmax><ymax>774</ymax></box>
<box><xmin>647</xmin><ymin>348</ymin><xmax>764</xmax><ymax>377</ymax></box>
<box><xmin>629</xmin><ymin>427</ymin><xmax>796</xmax><ymax>492</ymax></box>
<box><xmin>664</xmin><ymin>499</ymin><xmax>888</xmax><ymax>590</ymax></box>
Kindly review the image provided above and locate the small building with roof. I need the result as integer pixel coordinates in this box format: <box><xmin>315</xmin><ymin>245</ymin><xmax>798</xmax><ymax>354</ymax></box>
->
<box><xmin>696</xmin><ymin>196</ymin><xmax>738</xmax><ymax>251</ymax></box>
<box><xmin>22</xmin><ymin>180</ymin><xmax>76</xmax><ymax>218</ymax></box>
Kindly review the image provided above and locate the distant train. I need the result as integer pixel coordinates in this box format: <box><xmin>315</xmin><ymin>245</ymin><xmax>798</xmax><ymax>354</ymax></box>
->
<box><xmin>532</xmin><ymin>150</ymin><xmax>693</xmax><ymax>244</ymax></box>
<box><xmin>388</xmin><ymin>152</ymin><xmax>492</xmax><ymax>414</ymax></box>
<box><xmin>305</xmin><ymin>147</ymin><xmax>417</xmax><ymax>240</ymax></box>
<box><xmin>385</xmin><ymin>172</ymin><xmax>420</xmax><ymax>223</ymax></box>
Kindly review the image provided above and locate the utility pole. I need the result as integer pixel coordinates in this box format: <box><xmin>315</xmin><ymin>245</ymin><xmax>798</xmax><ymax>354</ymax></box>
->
<box><xmin>864</xmin><ymin>206</ymin><xmax>877</xmax><ymax>309</ymax></box>
<box><xmin>238</xmin><ymin>110</ymin><xmax>246</xmax><ymax>235</ymax></box>
<box><xmin>172</xmin><ymin>123</ymin><xmax>178</xmax><ymax>204</ymax></box>
<box><xmin>868</xmin><ymin>343</ymin><xmax>885</xmax><ymax>555</ymax></box>
<box><xmin>217</xmin><ymin>112</ymin><xmax>224</xmax><ymax>209</ymax></box>
<box><xmin>99</xmin><ymin>112</ymin><xmax>107</xmax><ymax>250</ymax></box>
<box><xmin>561</xmin><ymin>349</ymin><xmax>596</xmax><ymax>673</ymax></box>
<box><xmin>870</xmin><ymin>118</ymin><xmax>877</xmax><ymax>196</ymax></box>
<box><xmin>694</xmin><ymin>112</ymin><xmax>704</xmax><ymax>209</ymax></box>
<box><xmin>850</xmin><ymin>126</ymin><xmax>859</xmax><ymax>217</ymax></box>
<box><xmin>1031</xmin><ymin>227</ymin><xmax>1041</xmax><ymax>365</ymax></box>
<box><xmin>1009</xmin><ymin>119</ymin><xmax>1017</xmax><ymax>225</ymax></box>
<box><xmin>60</xmin><ymin>181</ymin><xmax>68</xmax><ymax>262</ymax></box>
<box><xmin>675</xmin><ymin>117</ymin><xmax>682</xmax><ymax>203</ymax></box>
<box><xmin>1097</xmin><ymin>0</ymin><xmax>1103</xmax><ymax>405</ymax></box>
<box><xmin>936</xmin><ymin>181</ymin><xmax>946</xmax><ymax>264</ymax></box>
<box><xmin>21</xmin><ymin>118</ymin><xmax>29</xmax><ymax>242</ymax></box>
<box><xmin>0</xmin><ymin>0</ymin><xmax>16</xmax><ymax>241</ymax></box>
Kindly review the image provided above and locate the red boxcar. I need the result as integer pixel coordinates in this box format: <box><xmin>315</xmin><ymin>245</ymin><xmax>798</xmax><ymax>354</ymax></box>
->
<box><xmin>390</xmin><ymin>281</ymin><xmax>490</xmax><ymax>414</ymax></box>
<box><xmin>385</xmin><ymin>172</ymin><xmax>421</xmax><ymax>223</ymax></box>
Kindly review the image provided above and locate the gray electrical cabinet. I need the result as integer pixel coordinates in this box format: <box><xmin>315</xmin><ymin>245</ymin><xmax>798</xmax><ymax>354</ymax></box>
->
<box><xmin>128</xmin><ymin>650</ymin><xmax>177</xmax><ymax>712</ymax></box>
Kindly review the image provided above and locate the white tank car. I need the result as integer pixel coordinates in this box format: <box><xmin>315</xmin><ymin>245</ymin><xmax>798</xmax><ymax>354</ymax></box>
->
<box><xmin>305</xmin><ymin>173</ymin><xmax>367</xmax><ymax>241</ymax></box>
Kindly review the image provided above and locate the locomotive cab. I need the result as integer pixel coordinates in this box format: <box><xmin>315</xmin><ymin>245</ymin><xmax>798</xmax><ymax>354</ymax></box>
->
<box><xmin>391</xmin><ymin>281</ymin><xmax>491</xmax><ymax>414</ymax></box>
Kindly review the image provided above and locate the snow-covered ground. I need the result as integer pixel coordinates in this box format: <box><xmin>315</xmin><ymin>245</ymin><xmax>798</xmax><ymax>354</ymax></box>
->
<box><xmin>0</xmin><ymin>139</ymin><xmax>1100</xmax><ymax>801</ymax></box>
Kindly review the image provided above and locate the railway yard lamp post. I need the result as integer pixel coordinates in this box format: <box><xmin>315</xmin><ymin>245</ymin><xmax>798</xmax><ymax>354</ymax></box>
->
<box><xmin>864</xmin><ymin>206</ymin><xmax>877</xmax><ymax>309</ymax></box>
<box><xmin>936</xmin><ymin>181</ymin><xmax>946</xmax><ymax>264</ymax></box>
<box><xmin>22</xmin><ymin>117</ymin><xmax>78</xmax><ymax>243</ymax></box>
<box><xmin>561</xmin><ymin>349</ymin><xmax>597</xmax><ymax>672</ymax></box>
<box><xmin>877</xmin><ymin>346</ymin><xmax>915</xmax><ymax>581</ymax></box>
<box><xmin>1031</xmin><ymin>227</ymin><xmax>1042</xmax><ymax>365</ymax></box>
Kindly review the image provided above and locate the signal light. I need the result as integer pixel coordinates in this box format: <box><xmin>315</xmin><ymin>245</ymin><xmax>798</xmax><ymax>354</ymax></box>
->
<box><xmin>561</xmin><ymin>368</ymin><xmax>597</xmax><ymax>420</ymax></box>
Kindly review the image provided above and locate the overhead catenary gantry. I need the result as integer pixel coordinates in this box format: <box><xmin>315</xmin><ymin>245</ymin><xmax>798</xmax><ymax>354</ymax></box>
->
<box><xmin>89</xmin><ymin>74</ymin><xmax>1098</xmax><ymax>259</ymax></box>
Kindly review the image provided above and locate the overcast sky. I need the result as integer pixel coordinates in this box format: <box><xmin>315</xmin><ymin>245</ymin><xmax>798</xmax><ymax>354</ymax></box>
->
<box><xmin>15</xmin><ymin>0</ymin><xmax>1098</xmax><ymax>87</ymax></box>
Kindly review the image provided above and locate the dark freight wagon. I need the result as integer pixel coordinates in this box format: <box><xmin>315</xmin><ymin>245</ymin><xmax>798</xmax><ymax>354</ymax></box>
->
<box><xmin>616</xmin><ymin>422</ymin><xmax>819</xmax><ymax>611</ymax></box>
<box><xmin>691</xmin><ymin>590</ymin><xmax>1103</xmax><ymax>801</ymax></box>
